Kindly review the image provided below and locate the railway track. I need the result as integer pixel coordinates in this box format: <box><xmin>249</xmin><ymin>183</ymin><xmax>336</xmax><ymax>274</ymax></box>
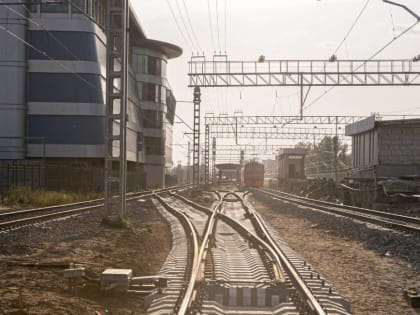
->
<box><xmin>0</xmin><ymin>185</ymin><xmax>191</xmax><ymax>232</ymax></box>
<box><xmin>253</xmin><ymin>188</ymin><xmax>420</xmax><ymax>234</ymax></box>
<box><xmin>149</xmin><ymin>190</ymin><xmax>351</xmax><ymax>315</ymax></box>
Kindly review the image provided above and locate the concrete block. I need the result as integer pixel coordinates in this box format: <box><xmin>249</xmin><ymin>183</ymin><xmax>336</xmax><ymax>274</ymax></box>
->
<box><xmin>100</xmin><ymin>269</ymin><xmax>132</xmax><ymax>291</ymax></box>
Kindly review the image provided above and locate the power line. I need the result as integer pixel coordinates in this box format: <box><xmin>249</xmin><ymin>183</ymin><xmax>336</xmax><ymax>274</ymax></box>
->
<box><xmin>224</xmin><ymin>0</ymin><xmax>227</xmax><ymax>53</ymax></box>
<box><xmin>305</xmin><ymin>19</ymin><xmax>420</xmax><ymax>111</ymax></box>
<box><xmin>173</xmin><ymin>0</ymin><xmax>199</xmax><ymax>52</ymax></box>
<box><xmin>333</xmin><ymin>0</ymin><xmax>371</xmax><ymax>56</ymax></box>
<box><xmin>166</xmin><ymin>0</ymin><xmax>193</xmax><ymax>52</ymax></box>
<box><xmin>206</xmin><ymin>0</ymin><xmax>216</xmax><ymax>52</ymax></box>
<box><xmin>175</xmin><ymin>113</ymin><xmax>193</xmax><ymax>131</ymax></box>
<box><xmin>181</xmin><ymin>0</ymin><xmax>202</xmax><ymax>52</ymax></box>
<box><xmin>215</xmin><ymin>0</ymin><xmax>221</xmax><ymax>52</ymax></box>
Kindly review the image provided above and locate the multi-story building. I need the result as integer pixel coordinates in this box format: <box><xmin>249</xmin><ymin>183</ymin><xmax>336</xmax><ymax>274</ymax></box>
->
<box><xmin>0</xmin><ymin>1</ymin><xmax>181</xmax><ymax>191</ymax></box>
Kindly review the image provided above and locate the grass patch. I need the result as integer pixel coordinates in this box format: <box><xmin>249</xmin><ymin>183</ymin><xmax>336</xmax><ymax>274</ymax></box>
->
<box><xmin>101</xmin><ymin>215</ymin><xmax>132</xmax><ymax>229</ymax></box>
<box><xmin>2</xmin><ymin>187</ymin><xmax>100</xmax><ymax>207</ymax></box>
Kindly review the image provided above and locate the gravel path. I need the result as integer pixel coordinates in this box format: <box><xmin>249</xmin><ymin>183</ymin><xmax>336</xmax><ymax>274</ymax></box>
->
<box><xmin>251</xmin><ymin>193</ymin><xmax>420</xmax><ymax>315</ymax></box>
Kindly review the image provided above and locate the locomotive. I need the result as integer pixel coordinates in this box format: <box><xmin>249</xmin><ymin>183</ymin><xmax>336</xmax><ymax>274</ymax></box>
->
<box><xmin>242</xmin><ymin>161</ymin><xmax>264</xmax><ymax>188</ymax></box>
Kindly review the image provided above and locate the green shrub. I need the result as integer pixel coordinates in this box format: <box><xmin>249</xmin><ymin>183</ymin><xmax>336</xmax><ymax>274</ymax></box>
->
<box><xmin>2</xmin><ymin>187</ymin><xmax>100</xmax><ymax>207</ymax></box>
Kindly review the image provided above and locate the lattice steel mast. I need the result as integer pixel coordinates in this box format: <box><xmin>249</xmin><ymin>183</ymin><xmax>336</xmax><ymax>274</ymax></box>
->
<box><xmin>104</xmin><ymin>0</ymin><xmax>129</xmax><ymax>217</ymax></box>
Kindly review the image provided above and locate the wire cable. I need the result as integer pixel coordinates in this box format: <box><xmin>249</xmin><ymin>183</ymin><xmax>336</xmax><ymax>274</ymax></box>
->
<box><xmin>181</xmin><ymin>0</ymin><xmax>202</xmax><ymax>52</ymax></box>
<box><xmin>206</xmin><ymin>0</ymin><xmax>216</xmax><ymax>52</ymax></box>
<box><xmin>215</xmin><ymin>0</ymin><xmax>221</xmax><ymax>52</ymax></box>
<box><xmin>173</xmin><ymin>0</ymin><xmax>199</xmax><ymax>52</ymax></box>
<box><xmin>305</xmin><ymin>19</ymin><xmax>420</xmax><ymax>111</ymax></box>
<box><xmin>224</xmin><ymin>0</ymin><xmax>227</xmax><ymax>53</ymax></box>
<box><xmin>166</xmin><ymin>0</ymin><xmax>193</xmax><ymax>52</ymax></box>
<box><xmin>332</xmin><ymin>0</ymin><xmax>371</xmax><ymax>56</ymax></box>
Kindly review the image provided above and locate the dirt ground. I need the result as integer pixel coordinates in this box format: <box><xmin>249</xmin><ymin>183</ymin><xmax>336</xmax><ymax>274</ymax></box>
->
<box><xmin>251</xmin><ymin>196</ymin><xmax>420</xmax><ymax>315</ymax></box>
<box><xmin>0</xmin><ymin>199</ymin><xmax>171</xmax><ymax>315</ymax></box>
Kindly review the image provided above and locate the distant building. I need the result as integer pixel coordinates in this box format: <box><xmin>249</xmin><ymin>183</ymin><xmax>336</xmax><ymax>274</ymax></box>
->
<box><xmin>0</xmin><ymin>1</ymin><xmax>182</xmax><ymax>191</ymax></box>
<box><xmin>277</xmin><ymin>148</ymin><xmax>308</xmax><ymax>179</ymax></box>
<box><xmin>345</xmin><ymin>116</ymin><xmax>420</xmax><ymax>179</ymax></box>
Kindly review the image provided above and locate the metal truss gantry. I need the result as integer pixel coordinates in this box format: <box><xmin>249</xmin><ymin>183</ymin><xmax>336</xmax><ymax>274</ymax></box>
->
<box><xmin>189</xmin><ymin>57</ymin><xmax>420</xmax><ymax>87</ymax></box>
<box><xmin>189</xmin><ymin>54</ymin><xmax>420</xmax><ymax>186</ymax></box>
<box><xmin>210</xmin><ymin>126</ymin><xmax>340</xmax><ymax>139</ymax></box>
<box><xmin>104</xmin><ymin>0</ymin><xmax>129</xmax><ymax>217</ymax></box>
<box><xmin>202</xmin><ymin>115</ymin><xmax>363</xmax><ymax>184</ymax></box>
<box><xmin>204</xmin><ymin>115</ymin><xmax>366</xmax><ymax>126</ymax></box>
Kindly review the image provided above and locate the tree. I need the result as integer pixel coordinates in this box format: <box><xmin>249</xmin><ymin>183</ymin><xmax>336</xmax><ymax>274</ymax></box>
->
<box><xmin>295</xmin><ymin>136</ymin><xmax>351</xmax><ymax>175</ymax></box>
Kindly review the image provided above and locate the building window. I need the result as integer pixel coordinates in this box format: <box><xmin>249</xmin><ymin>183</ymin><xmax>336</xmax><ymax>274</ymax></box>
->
<box><xmin>29</xmin><ymin>73</ymin><xmax>104</xmax><ymax>103</ymax></box>
<box><xmin>28</xmin><ymin>31</ymin><xmax>99</xmax><ymax>61</ymax></box>
<box><xmin>140</xmin><ymin>82</ymin><xmax>161</xmax><ymax>103</ymax></box>
<box><xmin>145</xmin><ymin>137</ymin><xmax>165</xmax><ymax>156</ymax></box>
<box><xmin>132</xmin><ymin>54</ymin><xmax>163</xmax><ymax>76</ymax></box>
<box><xmin>27</xmin><ymin>115</ymin><xmax>105</xmax><ymax>145</ymax></box>
<box><xmin>143</xmin><ymin>110</ymin><xmax>163</xmax><ymax>128</ymax></box>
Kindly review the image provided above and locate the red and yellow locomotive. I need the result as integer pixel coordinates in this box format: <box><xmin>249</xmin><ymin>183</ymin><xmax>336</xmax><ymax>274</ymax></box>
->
<box><xmin>242</xmin><ymin>161</ymin><xmax>264</xmax><ymax>188</ymax></box>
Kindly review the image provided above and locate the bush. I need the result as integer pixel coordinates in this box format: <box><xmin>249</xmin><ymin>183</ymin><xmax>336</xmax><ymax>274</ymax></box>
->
<box><xmin>2</xmin><ymin>187</ymin><xmax>100</xmax><ymax>207</ymax></box>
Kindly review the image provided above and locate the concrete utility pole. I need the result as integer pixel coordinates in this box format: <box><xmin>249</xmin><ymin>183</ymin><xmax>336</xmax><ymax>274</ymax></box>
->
<box><xmin>104</xmin><ymin>0</ymin><xmax>129</xmax><ymax>218</ymax></box>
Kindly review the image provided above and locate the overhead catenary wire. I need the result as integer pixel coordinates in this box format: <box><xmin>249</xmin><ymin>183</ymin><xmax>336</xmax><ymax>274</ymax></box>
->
<box><xmin>332</xmin><ymin>0</ymin><xmax>371</xmax><ymax>56</ymax></box>
<box><xmin>224</xmin><ymin>0</ymin><xmax>227</xmax><ymax>53</ymax></box>
<box><xmin>206</xmin><ymin>0</ymin><xmax>216</xmax><ymax>52</ymax></box>
<box><xmin>166</xmin><ymin>0</ymin><xmax>194</xmax><ymax>52</ymax></box>
<box><xmin>173</xmin><ymin>0</ymin><xmax>199</xmax><ymax>52</ymax></box>
<box><xmin>180</xmin><ymin>0</ymin><xmax>202</xmax><ymax>52</ymax></box>
<box><xmin>305</xmin><ymin>19</ymin><xmax>420</xmax><ymax>112</ymax></box>
<box><xmin>215</xmin><ymin>0</ymin><xmax>221</xmax><ymax>53</ymax></box>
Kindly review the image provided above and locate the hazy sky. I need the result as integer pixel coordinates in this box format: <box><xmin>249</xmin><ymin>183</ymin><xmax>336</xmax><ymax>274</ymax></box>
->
<box><xmin>132</xmin><ymin>0</ymin><xmax>420</xmax><ymax>164</ymax></box>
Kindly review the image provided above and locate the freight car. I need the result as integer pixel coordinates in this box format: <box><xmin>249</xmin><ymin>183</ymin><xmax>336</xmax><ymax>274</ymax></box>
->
<box><xmin>243</xmin><ymin>161</ymin><xmax>264</xmax><ymax>188</ymax></box>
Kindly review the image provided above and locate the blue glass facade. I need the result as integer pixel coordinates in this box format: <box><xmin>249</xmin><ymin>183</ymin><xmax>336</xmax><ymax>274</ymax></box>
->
<box><xmin>28</xmin><ymin>116</ymin><xmax>105</xmax><ymax>145</ymax></box>
<box><xmin>28</xmin><ymin>31</ymin><xmax>99</xmax><ymax>61</ymax></box>
<box><xmin>28</xmin><ymin>73</ymin><xmax>104</xmax><ymax>103</ymax></box>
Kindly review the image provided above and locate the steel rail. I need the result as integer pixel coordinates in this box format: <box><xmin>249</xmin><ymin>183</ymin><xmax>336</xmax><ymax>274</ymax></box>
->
<box><xmin>153</xmin><ymin>193</ymin><xmax>201</xmax><ymax>315</ymax></box>
<box><xmin>171</xmin><ymin>192</ymin><xmax>286</xmax><ymax>283</ymax></box>
<box><xmin>0</xmin><ymin>185</ymin><xmax>192</xmax><ymax>231</ymax></box>
<box><xmin>154</xmin><ymin>191</ymin><xmax>222</xmax><ymax>314</ymax></box>
<box><xmin>0</xmin><ymin>204</ymin><xmax>102</xmax><ymax>231</ymax></box>
<box><xmin>256</xmin><ymin>187</ymin><xmax>420</xmax><ymax>233</ymax></box>
<box><xmin>232</xmin><ymin>192</ymin><xmax>327</xmax><ymax>315</ymax></box>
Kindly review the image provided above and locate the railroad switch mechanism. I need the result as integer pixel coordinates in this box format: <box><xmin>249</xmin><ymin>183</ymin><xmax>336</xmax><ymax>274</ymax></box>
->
<box><xmin>404</xmin><ymin>286</ymin><xmax>420</xmax><ymax>308</ymax></box>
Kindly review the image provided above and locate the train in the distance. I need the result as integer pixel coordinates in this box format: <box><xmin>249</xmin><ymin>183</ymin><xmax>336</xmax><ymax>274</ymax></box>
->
<box><xmin>242</xmin><ymin>161</ymin><xmax>264</xmax><ymax>188</ymax></box>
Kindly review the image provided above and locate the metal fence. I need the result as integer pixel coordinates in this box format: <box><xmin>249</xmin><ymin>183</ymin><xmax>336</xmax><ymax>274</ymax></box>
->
<box><xmin>0</xmin><ymin>163</ymin><xmax>146</xmax><ymax>194</ymax></box>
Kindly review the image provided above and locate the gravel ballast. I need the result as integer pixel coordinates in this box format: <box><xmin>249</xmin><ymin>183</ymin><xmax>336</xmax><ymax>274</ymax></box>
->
<box><xmin>251</xmin><ymin>192</ymin><xmax>420</xmax><ymax>315</ymax></box>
